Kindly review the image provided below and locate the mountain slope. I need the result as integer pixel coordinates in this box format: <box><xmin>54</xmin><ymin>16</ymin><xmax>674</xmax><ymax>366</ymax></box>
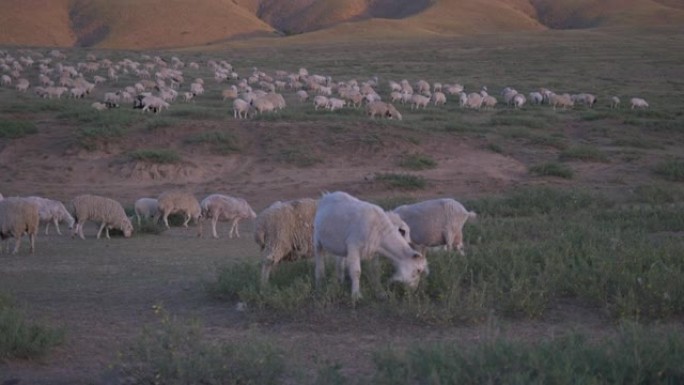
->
<box><xmin>0</xmin><ymin>0</ymin><xmax>76</xmax><ymax>47</ymax></box>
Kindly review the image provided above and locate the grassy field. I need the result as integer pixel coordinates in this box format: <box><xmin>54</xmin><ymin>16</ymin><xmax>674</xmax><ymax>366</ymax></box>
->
<box><xmin>1</xmin><ymin>28</ymin><xmax>684</xmax><ymax>383</ymax></box>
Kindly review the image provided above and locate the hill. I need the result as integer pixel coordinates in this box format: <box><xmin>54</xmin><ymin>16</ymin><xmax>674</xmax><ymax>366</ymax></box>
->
<box><xmin>0</xmin><ymin>0</ymin><xmax>682</xmax><ymax>49</ymax></box>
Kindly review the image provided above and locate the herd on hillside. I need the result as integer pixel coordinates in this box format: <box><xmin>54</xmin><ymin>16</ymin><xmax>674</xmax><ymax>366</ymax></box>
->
<box><xmin>0</xmin><ymin>191</ymin><xmax>475</xmax><ymax>300</ymax></box>
<box><xmin>0</xmin><ymin>48</ymin><xmax>650</xmax><ymax>124</ymax></box>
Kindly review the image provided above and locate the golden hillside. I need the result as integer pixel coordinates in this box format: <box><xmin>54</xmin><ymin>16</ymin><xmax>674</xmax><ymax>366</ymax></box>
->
<box><xmin>0</xmin><ymin>0</ymin><xmax>682</xmax><ymax>49</ymax></box>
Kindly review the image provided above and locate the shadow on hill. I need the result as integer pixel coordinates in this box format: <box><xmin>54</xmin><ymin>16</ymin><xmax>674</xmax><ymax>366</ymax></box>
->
<box><xmin>367</xmin><ymin>0</ymin><xmax>434</xmax><ymax>19</ymax></box>
<box><xmin>70</xmin><ymin>0</ymin><xmax>110</xmax><ymax>47</ymax></box>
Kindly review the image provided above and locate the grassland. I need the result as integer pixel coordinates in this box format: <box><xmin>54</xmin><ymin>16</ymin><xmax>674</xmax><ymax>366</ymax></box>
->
<box><xmin>1</xmin><ymin>27</ymin><xmax>684</xmax><ymax>384</ymax></box>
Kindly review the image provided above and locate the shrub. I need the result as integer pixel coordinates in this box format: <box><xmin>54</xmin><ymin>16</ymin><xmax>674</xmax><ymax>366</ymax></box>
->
<box><xmin>375</xmin><ymin>173</ymin><xmax>427</xmax><ymax>190</ymax></box>
<box><xmin>397</xmin><ymin>153</ymin><xmax>437</xmax><ymax>170</ymax></box>
<box><xmin>0</xmin><ymin>119</ymin><xmax>38</xmax><ymax>138</ymax></box>
<box><xmin>185</xmin><ymin>131</ymin><xmax>241</xmax><ymax>155</ymax></box>
<box><xmin>653</xmin><ymin>158</ymin><xmax>684</xmax><ymax>182</ymax></box>
<box><xmin>529</xmin><ymin>162</ymin><xmax>574</xmax><ymax>179</ymax></box>
<box><xmin>0</xmin><ymin>293</ymin><xmax>64</xmax><ymax>359</ymax></box>
<box><xmin>279</xmin><ymin>148</ymin><xmax>322</xmax><ymax>167</ymax></box>
<box><xmin>129</xmin><ymin>149</ymin><xmax>181</xmax><ymax>164</ymax></box>
<box><xmin>560</xmin><ymin>145</ymin><xmax>609</xmax><ymax>162</ymax></box>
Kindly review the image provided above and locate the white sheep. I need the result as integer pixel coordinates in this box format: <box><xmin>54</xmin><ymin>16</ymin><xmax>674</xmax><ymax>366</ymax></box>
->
<box><xmin>610</xmin><ymin>96</ymin><xmax>620</xmax><ymax>109</ymax></box>
<box><xmin>366</xmin><ymin>101</ymin><xmax>402</xmax><ymax>120</ymax></box>
<box><xmin>393</xmin><ymin>198</ymin><xmax>477</xmax><ymax>256</ymax></box>
<box><xmin>252</xmin><ymin>97</ymin><xmax>275</xmax><ymax>114</ymax></box>
<box><xmin>313</xmin><ymin>95</ymin><xmax>329</xmax><ymax>110</ymax></box>
<box><xmin>482</xmin><ymin>95</ymin><xmax>498</xmax><ymax>109</ymax></box>
<box><xmin>296</xmin><ymin>90</ymin><xmax>309</xmax><ymax>102</ymax></box>
<box><xmin>141</xmin><ymin>95</ymin><xmax>170</xmax><ymax>113</ymax></box>
<box><xmin>134</xmin><ymin>197</ymin><xmax>159</xmax><ymax>225</ymax></box>
<box><xmin>630</xmin><ymin>97</ymin><xmax>649</xmax><ymax>109</ymax></box>
<box><xmin>313</xmin><ymin>192</ymin><xmax>428</xmax><ymax>300</ymax></box>
<box><xmin>1</xmin><ymin>74</ymin><xmax>11</xmax><ymax>86</ymax></box>
<box><xmin>15</xmin><ymin>78</ymin><xmax>29</xmax><ymax>92</ymax></box>
<box><xmin>156</xmin><ymin>191</ymin><xmax>202</xmax><ymax>236</ymax></box>
<box><xmin>327</xmin><ymin>97</ymin><xmax>346</xmax><ymax>111</ymax></box>
<box><xmin>550</xmin><ymin>93</ymin><xmax>574</xmax><ymax>110</ymax></box>
<box><xmin>233</xmin><ymin>99</ymin><xmax>252</xmax><ymax>119</ymax></box>
<box><xmin>254</xmin><ymin>198</ymin><xmax>318</xmax><ymax>284</ymax></box>
<box><xmin>573</xmin><ymin>93</ymin><xmax>597</xmax><ymax>108</ymax></box>
<box><xmin>512</xmin><ymin>93</ymin><xmax>526</xmax><ymax>108</ymax></box>
<box><xmin>91</xmin><ymin>102</ymin><xmax>108</xmax><ymax>111</ymax></box>
<box><xmin>0</xmin><ymin>197</ymin><xmax>39</xmax><ymax>254</ymax></box>
<box><xmin>71</xmin><ymin>194</ymin><xmax>133</xmax><ymax>240</ymax></box>
<box><xmin>465</xmin><ymin>92</ymin><xmax>484</xmax><ymax>109</ymax></box>
<box><xmin>411</xmin><ymin>94</ymin><xmax>430</xmax><ymax>109</ymax></box>
<box><xmin>23</xmin><ymin>196</ymin><xmax>74</xmax><ymax>235</ymax></box>
<box><xmin>432</xmin><ymin>92</ymin><xmax>447</xmax><ymax>106</ymax></box>
<box><xmin>528</xmin><ymin>92</ymin><xmax>543</xmax><ymax>105</ymax></box>
<box><xmin>200</xmin><ymin>194</ymin><xmax>256</xmax><ymax>239</ymax></box>
<box><xmin>222</xmin><ymin>86</ymin><xmax>238</xmax><ymax>100</ymax></box>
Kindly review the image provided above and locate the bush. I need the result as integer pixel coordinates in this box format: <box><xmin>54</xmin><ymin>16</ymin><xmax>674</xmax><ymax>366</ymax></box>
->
<box><xmin>185</xmin><ymin>131</ymin><xmax>241</xmax><ymax>155</ymax></box>
<box><xmin>115</xmin><ymin>306</ymin><xmax>286</xmax><ymax>385</ymax></box>
<box><xmin>375</xmin><ymin>173</ymin><xmax>427</xmax><ymax>190</ymax></box>
<box><xmin>397</xmin><ymin>153</ymin><xmax>437</xmax><ymax>170</ymax></box>
<box><xmin>560</xmin><ymin>145</ymin><xmax>609</xmax><ymax>162</ymax></box>
<box><xmin>129</xmin><ymin>149</ymin><xmax>181</xmax><ymax>164</ymax></box>
<box><xmin>0</xmin><ymin>119</ymin><xmax>38</xmax><ymax>138</ymax></box>
<box><xmin>653</xmin><ymin>158</ymin><xmax>684</xmax><ymax>182</ymax></box>
<box><xmin>0</xmin><ymin>293</ymin><xmax>64</xmax><ymax>359</ymax></box>
<box><xmin>529</xmin><ymin>162</ymin><xmax>574</xmax><ymax>179</ymax></box>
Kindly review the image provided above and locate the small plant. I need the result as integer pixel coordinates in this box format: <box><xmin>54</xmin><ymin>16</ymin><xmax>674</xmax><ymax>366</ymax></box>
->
<box><xmin>560</xmin><ymin>145</ymin><xmax>609</xmax><ymax>162</ymax></box>
<box><xmin>76</xmin><ymin>125</ymin><xmax>125</xmax><ymax>150</ymax></box>
<box><xmin>0</xmin><ymin>293</ymin><xmax>64</xmax><ymax>359</ymax></box>
<box><xmin>115</xmin><ymin>305</ymin><xmax>286</xmax><ymax>385</ymax></box>
<box><xmin>279</xmin><ymin>148</ymin><xmax>321</xmax><ymax>167</ymax></box>
<box><xmin>129</xmin><ymin>149</ymin><xmax>181</xmax><ymax>164</ymax></box>
<box><xmin>529</xmin><ymin>162</ymin><xmax>574</xmax><ymax>179</ymax></box>
<box><xmin>185</xmin><ymin>131</ymin><xmax>241</xmax><ymax>155</ymax></box>
<box><xmin>398</xmin><ymin>153</ymin><xmax>437</xmax><ymax>170</ymax></box>
<box><xmin>653</xmin><ymin>158</ymin><xmax>684</xmax><ymax>182</ymax></box>
<box><xmin>375</xmin><ymin>173</ymin><xmax>427</xmax><ymax>190</ymax></box>
<box><xmin>132</xmin><ymin>217</ymin><xmax>167</xmax><ymax>235</ymax></box>
<box><xmin>144</xmin><ymin>118</ymin><xmax>176</xmax><ymax>131</ymax></box>
<box><xmin>0</xmin><ymin>119</ymin><xmax>38</xmax><ymax>138</ymax></box>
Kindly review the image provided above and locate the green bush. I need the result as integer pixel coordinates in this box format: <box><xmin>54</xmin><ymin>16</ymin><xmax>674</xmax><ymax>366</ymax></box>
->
<box><xmin>529</xmin><ymin>162</ymin><xmax>574</xmax><ymax>179</ymax></box>
<box><xmin>0</xmin><ymin>293</ymin><xmax>64</xmax><ymax>359</ymax></box>
<box><xmin>653</xmin><ymin>158</ymin><xmax>684</xmax><ymax>182</ymax></box>
<box><xmin>129</xmin><ymin>149</ymin><xmax>181</xmax><ymax>164</ymax></box>
<box><xmin>185</xmin><ymin>131</ymin><xmax>241</xmax><ymax>155</ymax></box>
<box><xmin>0</xmin><ymin>119</ymin><xmax>38</xmax><ymax>138</ymax></box>
<box><xmin>560</xmin><ymin>145</ymin><xmax>609</xmax><ymax>162</ymax></box>
<box><xmin>375</xmin><ymin>173</ymin><xmax>427</xmax><ymax>190</ymax></box>
<box><xmin>397</xmin><ymin>153</ymin><xmax>437</xmax><ymax>170</ymax></box>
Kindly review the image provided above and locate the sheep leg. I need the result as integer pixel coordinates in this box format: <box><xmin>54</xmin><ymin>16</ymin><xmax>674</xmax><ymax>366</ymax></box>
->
<box><xmin>136</xmin><ymin>214</ymin><xmax>141</xmax><ymax>226</ymax></box>
<box><xmin>53</xmin><ymin>218</ymin><xmax>62</xmax><ymax>235</ymax></box>
<box><xmin>29</xmin><ymin>233</ymin><xmax>35</xmax><ymax>254</ymax></box>
<box><xmin>228</xmin><ymin>218</ymin><xmax>238</xmax><ymax>238</ymax></box>
<box><xmin>335</xmin><ymin>257</ymin><xmax>346</xmax><ymax>283</ymax></box>
<box><xmin>314</xmin><ymin>243</ymin><xmax>326</xmax><ymax>291</ymax></box>
<box><xmin>105</xmin><ymin>226</ymin><xmax>111</xmax><ymax>239</ymax></box>
<box><xmin>369</xmin><ymin>256</ymin><xmax>387</xmax><ymax>299</ymax></box>
<box><xmin>261</xmin><ymin>257</ymin><xmax>275</xmax><ymax>286</ymax></box>
<box><xmin>78</xmin><ymin>223</ymin><xmax>86</xmax><ymax>240</ymax></box>
<box><xmin>97</xmin><ymin>223</ymin><xmax>106</xmax><ymax>239</ymax></box>
<box><xmin>162</xmin><ymin>213</ymin><xmax>170</xmax><ymax>229</ymax></box>
<box><xmin>212</xmin><ymin>216</ymin><xmax>219</xmax><ymax>239</ymax></box>
<box><xmin>12</xmin><ymin>235</ymin><xmax>22</xmax><ymax>254</ymax></box>
<box><xmin>347</xmin><ymin>250</ymin><xmax>363</xmax><ymax>302</ymax></box>
<box><xmin>182</xmin><ymin>214</ymin><xmax>190</xmax><ymax>228</ymax></box>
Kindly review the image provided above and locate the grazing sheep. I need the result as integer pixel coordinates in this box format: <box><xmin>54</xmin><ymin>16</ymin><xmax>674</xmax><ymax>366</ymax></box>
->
<box><xmin>313</xmin><ymin>192</ymin><xmax>428</xmax><ymax>300</ymax></box>
<box><xmin>529</xmin><ymin>92</ymin><xmax>543</xmax><ymax>105</ymax></box>
<box><xmin>134</xmin><ymin>198</ymin><xmax>159</xmax><ymax>226</ymax></box>
<box><xmin>394</xmin><ymin>198</ymin><xmax>477</xmax><ymax>256</ymax></box>
<box><xmin>0</xmin><ymin>198</ymin><xmax>39</xmax><ymax>254</ymax></box>
<box><xmin>200</xmin><ymin>194</ymin><xmax>256</xmax><ymax>239</ymax></box>
<box><xmin>482</xmin><ymin>95</ymin><xmax>498</xmax><ymax>109</ymax></box>
<box><xmin>550</xmin><ymin>93</ymin><xmax>574</xmax><ymax>110</ymax></box>
<box><xmin>512</xmin><ymin>93</ymin><xmax>526</xmax><ymax>109</ymax></box>
<box><xmin>15</xmin><ymin>78</ymin><xmax>29</xmax><ymax>92</ymax></box>
<box><xmin>296</xmin><ymin>90</ymin><xmax>309</xmax><ymax>102</ymax></box>
<box><xmin>71</xmin><ymin>194</ymin><xmax>133</xmax><ymax>240</ymax></box>
<box><xmin>233</xmin><ymin>98</ymin><xmax>252</xmax><ymax>119</ymax></box>
<box><xmin>141</xmin><ymin>95</ymin><xmax>170</xmax><ymax>114</ymax></box>
<box><xmin>573</xmin><ymin>93</ymin><xmax>597</xmax><ymax>108</ymax></box>
<box><xmin>313</xmin><ymin>95</ymin><xmax>329</xmax><ymax>110</ymax></box>
<box><xmin>23</xmin><ymin>196</ymin><xmax>74</xmax><ymax>235</ymax></box>
<box><xmin>630</xmin><ymin>97</ymin><xmax>649</xmax><ymax>109</ymax></box>
<box><xmin>465</xmin><ymin>92</ymin><xmax>484</xmax><ymax>109</ymax></box>
<box><xmin>252</xmin><ymin>97</ymin><xmax>275</xmax><ymax>114</ymax></box>
<box><xmin>254</xmin><ymin>198</ymin><xmax>318</xmax><ymax>284</ymax></box>
<box><xmin>1</xmin><ymin>74</ymin><xmax>11</xmax><ymax>86</ymax></box>
<box><xmin>156</xmin><ymin>191</ymin><xmax>202</xmax><ymax>236</ymax></box>
<box><xmin>91</xmin><ymin>102</ymin><xmax>108</xmax><ymax>111</ymax></box>
<box><xmin>327</xmin><ymin>97</ymin><xmax>346</xmax><ymax>111</ymax></box>
<box><xmin>432</xmin><ymin>91</ymin><xmax>447</xmax><ymax>106</ymax></box>
<box><xmin>222</xmin><ymin>86</ymin><xmax>238</xmax><ymax>100</ymax></box>
<box><xmin>366</xmin><ymin>101</ymin><xmax>402</xmax><ymax>120</ymax></box>
<box><xmin>610</xmin><ymin>96</ymin><xmax>621</xmax><ymax>109</ymax></box>
<box><xmin>501</xmin><ymin>87</ymin><xmax>518</xmax><ymax>105</ymax></box>
<box><xmin>411</xmin><ymin>94</ymin><xmax>431</xmax><ymax>109</ymax></box>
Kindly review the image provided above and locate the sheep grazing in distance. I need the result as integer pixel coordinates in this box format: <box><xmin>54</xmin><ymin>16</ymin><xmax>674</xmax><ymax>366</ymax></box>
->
<box><xmin>92</xmin><ymin>102</ymin><xmax>108</xmax><ymax>111</ymax></box>
<box><xmin>528</xmin><ymin>92</ymin><xmax>543</xmax><ymax>105</ymax></box>
<box><xmin>296</xmin><ymin>90</ymin><xmax>309</xmax><ymax>102</ymax></box>
<box><xmin>465</xmin><ymin>92</ymin><xmax>484</xmax><ymax>109</ymax></box>
<box><xmin>512</xmin><ymin>93</ymin><xmax>526</xmax><ymax>109</ymax></box>
<box><xmin>482</xmin><ymin>95</ymin><xmax>497</xmax><ymax>109</ymax></box>
<box><xmin>610</xmin><ymin>96</ymin><xmax>621</xmax><ymax>109</ymax></box>
<box><xmin>134</xmin><ymin>198</ymin><xmax>159</xmax><ymax>226</ymax></box>
<box><xmin>313</xmin><ymin>191</ymin><xmax>428</xmax><ymax>301</ymax></box>
<box><xmin>0</xmin><ymin>197</ymin><xmax>39</xmax><ymax>254</ymax></box>
<box><xmin>366</xmin><ymin>101</ymin><xmax>402</xmax><ymax>120</ymax></box>
<box><xmin>313</xmin><ymin>95</ymin><xmax>329</xmax><ymax>110</ymax></box>
<box><xmin>201</xmin><ymin>194</ymin><xmax>256</xmax><ymax>239</ymax></box>
<box><xmin>156</xmin><ymin>191</ymin><xmax>202</xmax><ymax>236</ymax></box>
<box><xmin>630</xmin><ymin>97</ymin><xmax>649</xmax><ymax>109</ymax></box>
<box><xmin>411</xmin><ymin>94</ymin><xmax>430</xmax><ymax>110</ymax></box>
<box><xmin>222</xmin><ymin>86</ymin><xmax>238</xmax><ymax>100</ymax></box>
<box><xmin>23</xmin><ymin>196</ymin><xmax>74</xmax><ymax>235</ymax></box>
<box><xmin>574</xmin><ymin>93</ymin><xmax>597</xmax><ymax>108</ymax></box>
<box><xmin>550</xmin><ymin>93</ymin><xmax>574</xmax><ymax>110</ymax></box>
<box><xmin>71</xmin><ymin>194</ymin><xmax>133</xmax><ymax>240</ymax></box>
<box><xmin>254</xmin><ymin>198</ymin><xmax>318</xmax><ymax>284</ymax></box>
<box><xmin>327</xmin><ymin>97</ymin><xmax>346</xmax><ymax>111</ymax></box>
<box><xmin>1</xmin><ymin>74</ymin><xmax>11</xmax><ymax>86</ymax></box>
<box><xmin>393</xmin><ymin>198</ymin><xmax>477</xmax><ymax>256</ymax></box>
<box><xmin>233</xmin><ymin>98</ymin><xmax>252</xmax><ymax>119</ymax></box>
<box><xmin>432</xmin><ymin>92</ymin><xmax>447</xmax><ymax>106</ymax></box>
<box><xmin>252</xmin><ymin>97</ymin><xmax>275</xmax><ymax>114</ymax></box>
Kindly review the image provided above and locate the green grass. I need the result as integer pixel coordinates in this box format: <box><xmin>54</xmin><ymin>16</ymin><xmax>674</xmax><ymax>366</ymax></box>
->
<box><xmin>397</xmin><ymin>153</ymin><xmax>437</xmax><ymax>170</ymax></box>
<box><xmin>372</xmin><ymin>325</ymin><xmax>684</xmax><ymax>385</ymax></box>
<box><xmin>0</xmin><ymin>119</ymin><xmax>38</xmax><ymax>138</ymax></box>
<box><xmin>0</xmin><ymin>293</ymin><xmax>64</xmax><ymax>359</ymax></box>
<box><xmin>653</xmin><ymin>158</ymin><xmax>684</xmax><ymax>182</ymax></box>
<box><xmin>279</xmin><ymin>148</ymin><xmax>322</xmax><ymax>167</ymax></box>
<box><xmin>560</xmin><ymin>144</ymin><xmax>609</xmax><ymax>162</ymax></box>
<box><xmin>529</xmin><ymin>162</ymin><xmax>574</xmax><ymax>179</ymax></box>
<box><xmin>129</xmin><ymin>149</ymin><xmax>181</xmax><ymax>164</ymax></box>
<box><xmin>185</xmin><ymin>131</ymin><xmax>241</xmax><ymax>155</ymax></box>
<box><xmin>375</xmin><ymin>173</ymin><xmax>427</xmax><ymax>190</ymax></box>
<box><xmin>115</xmin><ymin>306</ymin><xmax>286</xmax><ymax>385</ymax></box>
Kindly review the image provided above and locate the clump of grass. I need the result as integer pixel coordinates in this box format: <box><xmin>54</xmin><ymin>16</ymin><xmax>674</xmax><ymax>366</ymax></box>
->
<box><xmin>144</xmin><ymin>118</ymin><xmax>176</xmax><ymax>131</ymax></box>
<box><xmin>129</xmin><ymin>149</ymin><xmax>181</xmax><ymax>164</ymax></box>
<box><xmin>114</xmin><ymin>305</ymin><xmax>286</xmax><ymax>385</ymax></box>
<box><xmin>653</xmin><ymin>158</ymin><xmax>684</xmax><ymax>182</ymax></box>
<box><xmin>185</xmin><ymin>131</ymin><xmax>241</xmax><ymax>155</ymax></box>
<box><xmin>76</xmin><ymin>125</ymin><xmax>125</xmax><ymax>151</ymax></box>
<box><xmin>372</xmin><ymin>326</ymin><xmax>684</xmax><ymax>385</ymax></box>
<box><xmin>485</xmin><ymin>142</ymin><xmax>504</xmax><ymax>154</ymax></box>
<box><xmin>560</xmin><ymin>145</ymin><xmax>609</xmax><ymax>162</ymax></box>
<box><xmin>529</xmin><ymin>162</ymin><xmax>574</xmax><ymax>179</ymax></box>
<box><xmin>279</xmin><ymin>148</ymin><xmax>322</xmax><ymax>167</ymax></box>
<box><xmin>397</xmin><ymin>153</ymin><xmax>437</xmax><ymax>170</ymax></box>
<box><xmin>375</xmin><ymin>173</ymin><xmax>427</xmax><ymax>190</ymax></box>
<box><xmin>132</xmin><ymin>217</ymin><xmax>166</xmax><ymax>235</ymax></box>
<box><xmin>0</xmin><ymin>293</ymin><xmax>64</xmax><ymax>359</ymax></box>
<box><xmin>0</xmin><ymin>119</ymin><xmax>38</xmax><ymax>138</ymax></box>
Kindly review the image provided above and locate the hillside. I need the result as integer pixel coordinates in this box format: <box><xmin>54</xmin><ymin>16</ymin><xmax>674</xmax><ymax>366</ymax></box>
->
<box><xmin>0</xmin><ymin>0</ymin><xmax>683</xmax><ymax>49</ymax></box>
